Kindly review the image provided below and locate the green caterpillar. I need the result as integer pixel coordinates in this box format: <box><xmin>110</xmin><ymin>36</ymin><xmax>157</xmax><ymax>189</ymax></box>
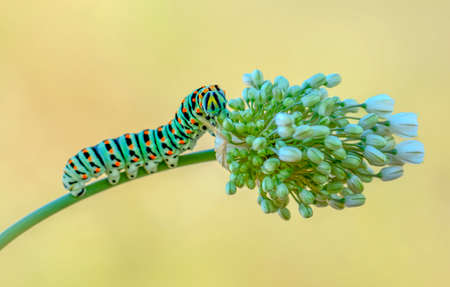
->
<box><xmin>63</xmin><ymin>85</ymin><xmax>227</xmax><ymax>197</ymax></box>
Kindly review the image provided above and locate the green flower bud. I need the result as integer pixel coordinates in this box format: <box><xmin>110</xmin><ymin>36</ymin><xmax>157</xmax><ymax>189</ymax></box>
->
<box><xmin>283</xmin><ymin>97</ymin><xmax>295</xmax><ymax>108</ymax></box>
<box><xmin>341</xmin><ymin>153</ymin><xmax>362</xmax><ymax>169</ymax></box>
<box><xmin>247</xmin><ymin>87</ymin><xmax>258</xmax><ymax>102</ymax></box>
<box><xmin>359</xmin><ymin>113</ymin><xmax>379</xmax><ymax>130</ymax></box>
<box><xmin>318</xmin><ymin>87</ymin><xmax>328</xmax><ymax>99</ymax></box>
<box><xmin>242</xmin><ymin>87</ymin><xmax>250</xmax><ymax>103</ymax></box>
<box><xmin>262</xmin><ymin>158</ymin><xmax>280</xmax><ymax>174</ymax></box>
<box><xmin>319</xmin><ymin>116</ymin><xmax>331</xmax><ymax>126</ymax></box>
<box><xmin>347</xmin><ymin>174</ymin><xmax>364</xmax><ymax>193</ymax></box>
<box><xmin>344</xmin><ymin>124</ymin><xmax>364</xmax><ymax>137</ymax></box>
<box><xmin>252</xmin><ymin>137</ymin><xmax>267</xmax><ymax>151</ymax></box>
<box><xmin>344</xmin><ymin>194</ymin><xmax>366</xmax><ymax>207</ymax></box>
<box><xmin>358</xmin><ymin>174</ymin><xmax>373</xmax><ymax>183</ymax></box>
<box><xmin>332</xmin><ymin>148</ymin><xmax>347</xmax><ymax>160</ymax></box>
<box><xmin>291</xmin><ymin>111</ymin><xmax>303</xmax><ymax>123</ymax></box>
<box><xmin>223</xmin><ymin>118</ymin><xmax>234</xmax><ymax>131</ymax></box>
<box><xmin>226</xmin><ymin>181</ymin><xmax>237</xmax><ymax>195</ymax></box>
<box><xmin>274</xmin><ymin>75</ymin><xmax>289</xmax><ymax>91</ymax></box>
<box><xmin>239</xmin><ymin>149</ymin><xmax>249</xmax><ymax>158</ymax></box>
<box><xmin>278</xmin><ymin>146</ymin><xmax>303</xmax><ymax>162</ymax></box>
<box><xmin>229</xmin><ymin>161</ymin><xmax>240</xmax><ymax>173</ymax></box>
<box><xmin>251</xmin><ymin>69</ymin><xmax>264</xmax><ymax>87</ymax></box>
<box><xmin>341</xmin><ymin>187</ymin><xmax>353</xmax><ymax>196</ymax></box>
<box><xmin>301</xmin><ymin>92</ymin><xmax>321</xmax><ymax>107</ymax></box>
<box><xmin>326</xmin><ymin>181</ymin><xmax>344</xmax><ymax>193</ymax></box>
<box><xmin>312</xmin><ymin>173</ymin><xmax>328</xmax><ymax>184</ymax></box>
<box><xmin>229</xmin><ymin>110</ymin><xmax>242</xmax><ymax>121</ymax></box>
<box><xmin>293</xmin><ymin>125</ymin><xmax>314</xmax><ymax>140</ymax></box>
<box><xmin>278</xmin><ymin>207</ymin><xmax>291</xmax><ymax>220</ymax></box>
<box><xmin>298</xmin><ymin>203</ymin><xmax>313</xmax><ymax>218</ymax></box>
<box><xmin>261</xmin><ymin>199</ymin><xmax>277</xmax><ymax>214</ymax></box>
<box><xmin>277</xmin><ymin>168</ymin><xmax>293</xmax><ymax>181</ymax></box>
<box><xmin>307</xmin><ymin>147</ymin><xmax>324</xmax><ymax>164</ymax></box>
<box><xmin>311</xmin><ymin>125</ymin><xmax>330</xmax><ymax>139</ymax></box>
<box><xmin>276</xmin><ymin>183</ymin><xmax>289</xmax><ymax>199</ymax></box>
<box><xmin>299</xmin><ymin>189</ymin><xmax>315</xmax><ymax>204</ymax></box>
<box><xmin>287</xmin><ymin>85</ymin><xmax>302</xmax><ymax>97</ymax></box>
<box><xmin>331</xmin><ymin>165</ymin><xmax>347</xmax><ymax>180</ymax></box>
<box><xmin>228</xmin><ymin>98</ymin><xmax>245</xmax><ymax>111</ymax></box>
<box><xmin>307</xmin><ymin>73</ymin><xmax>326</xmax><ymax>88</ymax></box>
<box><xmin>272</xmin><ymin>87</ymin><xmax>283</xmax><ymax>101</ymax></box>
<box><xmin>277</xmin><ymin>126</ymin><xmax>294</xmax><ymax>138</ymax></box>
<box><xmin>363</xmin><ymin>145</ymin><xmax>387</xmax><ymax>166</ymax></box>
<box><xmin>235</xmin><ymin>174</ymin><xmax>245</xmax><ymax>188</ymax></box>
<box><xmin>329</xmin><ymin>199</ymin><xmax>345</xmax><ymax>210</ymax></box>
<box><xmin>246</xmin><ymin>177</ymin><xmax>256</xmax><ymax>189</ymax></box>
<box><xmin>242</xmin><ymin>73</ymin><xmax>253</xmax><ymax>86</ymax></box>
<box><xmin>324</xmin><ymin>135</ymin><xmax>343</xmax><ymax>150</ymax></box>
<box><xmin>257</xmin><ymin>194</ymin><xmax>264</xmax><ymax>205</ymax></box>
<box><xmin>229</xmin><ymin>173</ymin><xmax>238</xmax><ymax>185</ymax></box>
<box><xmin>275</xmin><ymin>140</ymin><xmax>287</xmax><ymax>149</ymax></box>
<box><xmin>245</xmin><ymin>135</ymin><xmax>256</xmax><ymax>146</ymax></box>
<box><xmin>261</xmin><ymin>81</ymin><xmax>273</xmax><ymax>98</ymax></box>
<box><xmin>256</xmin><ymin>119</ymin><xmax>265</xmax><ymax>130</ymax></box>
<box><xmin>239</xmin><ymin>163</ymin><xmax>249</xmax><ymax>173</ymax></box>
<box><xmin>316</xmin><ymin>161</ymin><xmax>331</xmax><ymax>175</ymax></box>
<box><xmin>262</xmin><ymin>176</ymin><xmax>274</xmax><ymax>192</ymax></box>
<box><xmin>241</xmin><ymin>109</ymin><xmax>253</xmax><ymax>122</ymax></box>
<box><xmin>364</xmin><ymin>134</ymin><xmax>387</xmax><ymax>149</ymax></box>
<box><xmin>318</xmin><ymin>98</ymin><xmax>337</xmax><ymax>116</ymax></box>
<box><xmin>381</xmin><ymin>136</ymin><xmax>396</xmax><ymax>152</ymax></box>
<box><xmin>336</xmin><ymin>118</ymin><xmax>350</xmax><ymax>128</ymax></box>
<box><xmin>235</xmin><ymin>122</ymin><xmax>246</xmax><ymax>134</ymax></box>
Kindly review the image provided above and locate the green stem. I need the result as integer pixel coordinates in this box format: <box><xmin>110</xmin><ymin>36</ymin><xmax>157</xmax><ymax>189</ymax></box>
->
<box><xmin>0</xmin><ymin>149</ymin><xmax>216</xmax><ymax>251</ymax></box>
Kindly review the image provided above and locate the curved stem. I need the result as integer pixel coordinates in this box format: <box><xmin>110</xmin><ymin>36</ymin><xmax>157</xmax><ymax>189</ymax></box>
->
<box><xmin>0</xmin><ymin>149</ymin><xmax>216</xmax><ymax>251</ymax></box>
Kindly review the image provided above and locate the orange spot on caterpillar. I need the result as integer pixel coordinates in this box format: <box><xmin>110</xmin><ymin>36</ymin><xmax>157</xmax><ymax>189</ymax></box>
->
<box><xmin>150</xmin><ymin>154</ymin><xmax>156</xmax><ymax>160</ymax></box>
<box><xmin>125</xmin><ymin>134</ymin><xmax>130</xmax><ymax>139</ymax></box>
<box><xmin>192</xmin><ymin>98</ymin><xmax>196</xmax><ymax>102</ymax></box>
<box><xmin>196</xmin><ymin>108</ymin><xmax>201</xmax><ymax>113</ymax></box>
<box><xmin>190</xmin><ymin>119</ymin><xmax>196</xmax><ymax>124</ymax></box>
<box><xmin>82</xmin><ymin>174</ymin><xmax>88</xmax><ymax>180</ymax></box>
<box><xmin>129</xmin><ymin>144</ymin><xmax>134</xmax><ymax>149</ymax></box>
<box><xmin>158</xmin><ymin>127</ymin><xmax>162</xmax><ymax>132</ymax></box>
<box><xmin>88</xmin><ymin>156</ymin><xmax>92</xmax><ymax>161</ymax></box>
<box><xmin>95</xmin><ymin>168</ymin><xmax>101</xmax><ymax>173</ymax></box>
<box><xmin>109</xmin><ymin>149</ymin><xmax>114</xmax><ymax>154</ymax></box>
<box><xmin>167</xmin><ymin>150</ymin><xmax>173</xmax><ymax>155</ymax></box>
<box><xmin>83</xmin><ymin>149</ymin><xmax>88</xmax><ymax>153</ymax></box>
<box><xmin>161</xmin><ymin>137</ymin><xmax>166</xmax><ymax>142</ymax></box>
<box><xmin>182</xmin><ymin>107</ymin><xmax>187</xmax><ymax>113</ymax></box>
<box><xmin>68</xmin><ymin>160</ymin><xmax>73</xmax><ymax>164</ymax></box>
<box><xmin>114</xmin><ymin>162</ymin><xmax>120</xmax><ymax>167</ymax></box>
<box><xmin>146</xmin><ymin>141</ymin><xmax>150</xmax><ymax>146</ymax></box>
<box><xmin>133</xmin><ymin>158</ymin><xmax>139</xmax><ymax>162</ymax></box>
<box><xmin>179</xmin><ymin>140</ymin><xmax>185</xmax><ymax>144</ymax></box>
<box><xmin>177</xmin><ymin>118</ymin><xmax>182</xmax><ymax>124</ymax></box>
<box><xmin>186</xmin><ymin>129</ymin><xmax>192</xmax><ymax>134</ymax></box>
<box><xmin>73</xmin><ymin>166</ymin><xmax>78</xmax><ymax>170</ymax></box>
<box><xmin>144</xmin><ymin>130</ymin><xmax>149</xmax><ymax>135</ymax></box>
<box><xmin>171</xmin><ymin>129</ymin><xmax>175</xmax><ymax>134</ymax></box>
<box><xmin>169</xmin><ymin>120</ymin><xmax>172</xmax><ymax>124</ymax></box>
<box><xmin>104</xmin><ymin>140</ymin><xmax>110</xmax><ymax>144</ymax></box>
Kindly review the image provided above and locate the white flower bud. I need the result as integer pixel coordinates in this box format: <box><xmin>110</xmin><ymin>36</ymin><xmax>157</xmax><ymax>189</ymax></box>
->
<box><xmin>365</xmin><ymin>134</ymin><xmax>387</xmax><ymax>149</ymax></box>
<box><xmin>342</xmin><ymin>99</ymin><xmax>359</xmax><ymax>113</ymax></box>
<box><xmin>274</xmin><ymin>75</ymin><xmax>289</xmax><ymax>91</ymax></box>
<box><xmin>318</xmin><ymin>98</ymin><xmax>337</xmax><ymax>116</ymax></box>
<box><xmin>380</xmin><ymin>166</ymin><xmax>404</xmax><ymax>181</ymax></box>
<box><xmin>311</xmin><ymin>125</ymin><xmax>330</xmax><ymax>139</ymax></box>
<box><xmin>359</xmin><ymin>113</ymin><xmax>379</xmax><ymax>130</ymax></box>
<box><xmin>324</xmin><ymin>135</ymin><xmax>342</xmax><ymax>150</ymax></box>
<box><xmin>364</xmin><ymin>94</ymin><xmax>394</xmax><ymax>117</ymax></box>
<box><xmin>251</xmin><ymin>137</ymin><xmax>267</xmax><ymax>151</ymax></box>
<box><xmin>386</xmin><ymin>153</ymin><xmax>405</xmax><ymax>166</ymax></box>
<box><xmin>277</xmin><ymin>126</ymin><xmax>294</xmax><ymax>138</ymax></box>
<box><xmin>251</xmin><ymin>69</ymin><xmax>264</xmax><ymax>87</ymax></box>
<box><xmin>373</xmin><ymin>124</ymin><xmax>392</xmax><ymax>136</ymax></box>
<box><xmin>228</xmin><ymin>98</ymin><xmax>245</xmax><ymax>111</ymax></box>
<box><xmin>301</xmin><ymin>91</ymin><xmax>321</xmax><ymax>107</ymax></box>
<box><xmin>347</xmin><ymin>174</ymin><xmax>364</xmax><ymax>193</ymax></box>
<box><xmin>381</xmin><ymin>136</ymin><xmax>396</xmax><ymax>151</ymax></box>
<box><xmin>318</xmin><ymin>87</ymin><xmax>328</xmax><ymax>99</ymax></box>
<box><xmin>395</xmin><ymin>140</ymin><xmax>424</xmax><ymax>164</ymax></box>
<box><xmin>287</xmin><ymin>85</ymin><xmax>302</xmax><ymax>97</ymax></box>
<box><xmin>278</xmin><ymin>146</ymin><xmax>303</xmax><ymax>162</ymax></box>
<box><xmin>275</xmin><ymin>112</ymin><xmax>293</xmax><ymax>126</ymax></box>
<box><xmin>386</xmin><ymin>112</ymin><xmax>418</xmax><ymax>138</ymax></box>
<box><xmin>345</xmin><ymin>194</ymin><xmax>366</xmax><ymax>207</ymax></box>
<box><xmin>242</xmin><ymin>73</ymin><xmax>253</xmax><ymax>86</ymax></box>
<box><xmin>363</xmin><ymin>145</ymin><xmax>387</xmax><ymax>166</ymax></box>
<box><xmin>344</xmin><ymin>124</ymin><xmax>363</xmax><ymax>137</ymax></box>
<box><xmin>293</xmin><ymin>125</ymin><xmax>313</xmax><ymax>140</ymax></box>
<box><xmin>262</xmin><ymin>158</ymin><xmax>281</xmax><ymax>173</ymax></box>
<box><xmin>306</xmin><ymin>147</ymin><xmax>324</xmax><ymax>164</ymax></box>
<box><xmin>325</xmin><ymin>73</ymin><xmax>342</xmax><ymax>88</ymax></box>
<box><xmin>307</xmin><ymin>73</ymin><xmax>327</xmax><ymax>88</ymax></box>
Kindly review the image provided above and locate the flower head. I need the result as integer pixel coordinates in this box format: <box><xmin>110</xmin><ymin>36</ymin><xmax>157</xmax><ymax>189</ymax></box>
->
<box><xmin>215</xmin><ymin>70</ymin><xmax>424</xmax><ymax>220</ymax></box>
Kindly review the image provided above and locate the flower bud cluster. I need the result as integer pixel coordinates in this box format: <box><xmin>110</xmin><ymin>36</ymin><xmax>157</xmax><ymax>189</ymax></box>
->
<box><xmin>215</xmin><ymin>69</ymin><xmax>424</xmax><ymax>220</ymax></box>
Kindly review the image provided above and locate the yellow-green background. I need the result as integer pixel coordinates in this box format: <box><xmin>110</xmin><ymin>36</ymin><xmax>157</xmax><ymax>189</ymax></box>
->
<box><xmin>0</xmin><ymin>0</ymin><xmax>448</xmax><ymax>286</ymax></box>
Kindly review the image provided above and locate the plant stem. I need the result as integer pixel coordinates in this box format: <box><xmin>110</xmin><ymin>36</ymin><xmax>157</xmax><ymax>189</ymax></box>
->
<box><xmin>0</xmin><ymin>149</ymin><xmax>216</xmax><ymax>251</ymax></box>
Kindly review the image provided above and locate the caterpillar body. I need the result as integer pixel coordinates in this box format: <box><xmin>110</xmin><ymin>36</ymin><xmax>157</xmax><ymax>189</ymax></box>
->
<box><xmin>63</xmin><ymin>85</ymin><xmax>227</xmax><ymax>197</ymax></box>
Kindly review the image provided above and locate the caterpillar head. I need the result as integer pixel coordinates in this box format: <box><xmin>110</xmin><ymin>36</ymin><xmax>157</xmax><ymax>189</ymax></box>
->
<box><xmin>201</xmin><ymin>85</ymin><xmax>227</xmax><ymax>116</ymax></box>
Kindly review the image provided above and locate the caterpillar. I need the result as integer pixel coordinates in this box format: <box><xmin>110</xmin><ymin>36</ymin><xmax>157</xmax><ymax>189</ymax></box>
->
<box><xmin>63</xmin><ymin>85</ymin><xmax>227</xmax><ymax>197</ymax></box>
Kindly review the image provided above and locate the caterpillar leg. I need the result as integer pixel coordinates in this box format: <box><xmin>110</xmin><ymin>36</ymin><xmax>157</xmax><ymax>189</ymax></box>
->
<box><xmin>165</xmin><ymin>156</ymin><xmax>179</xmax><ymax>168</ymax></box>
<box><xmin>106</xmin><ymin>168</ymin><xmax>121</xmax><ymax>185</ymax></box>
<box><xmin>144</xmin><ymin>160</ymin><xmax>160</xmax><ymax>174</ymax></box>
<box><xmin>125</xmin><ymin>162</ymin><xmax>142</xmax><ymax>179</ymax></box>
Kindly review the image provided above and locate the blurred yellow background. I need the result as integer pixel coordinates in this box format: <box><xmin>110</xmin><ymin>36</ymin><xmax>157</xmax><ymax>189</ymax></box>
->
<box><xmin>0</xmin><ymin>0</ymin><xmax>449</xmax><ymax>286</ymax></box>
